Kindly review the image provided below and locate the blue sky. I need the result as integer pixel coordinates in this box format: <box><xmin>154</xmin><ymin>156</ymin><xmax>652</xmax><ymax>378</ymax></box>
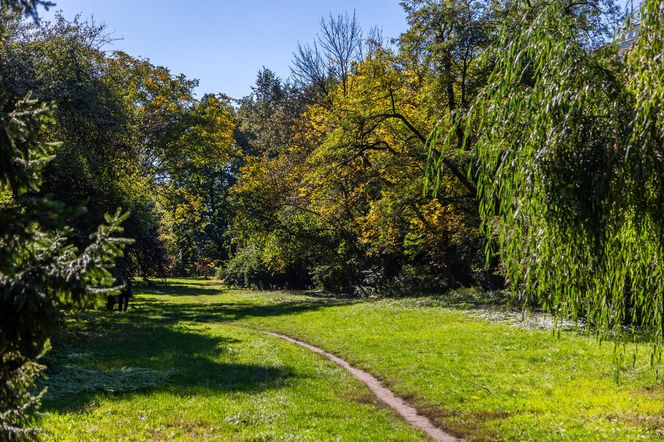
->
<box><xmin>41</xmin><ymin>1</ymin><xmax>630</xmax><ymax>100</ymax></box>
<box><xmin>42</xmin><ymin>1</ymin><xmax>409</xmax><ymax>99</ymax></box>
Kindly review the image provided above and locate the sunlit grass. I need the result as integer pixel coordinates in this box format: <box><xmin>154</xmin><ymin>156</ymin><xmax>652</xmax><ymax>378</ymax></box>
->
<box><xmin>38</xmin><ymin>284</ymin><xmax>424</xmax><ymax>441</ymax></box>
<box><xmin>40</xmin><ymin>280</ymin><xmax>664</xmax><ymax>441</ymax></box>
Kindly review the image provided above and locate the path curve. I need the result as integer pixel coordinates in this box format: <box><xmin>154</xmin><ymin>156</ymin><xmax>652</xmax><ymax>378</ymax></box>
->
<box><xmin>266</xmin><ymin>332</ymin><xmax>463</xmax><ymax>442</ymax></box>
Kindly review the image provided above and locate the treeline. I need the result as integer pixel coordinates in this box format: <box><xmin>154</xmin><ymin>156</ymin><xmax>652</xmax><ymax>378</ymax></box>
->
<box><xmin>227</xmin><ymin>7</ymin><xmax>494</xmax><ymax>294</ymax></box>
<box><xmin>223</xmin><ymin>0</ymin><xmax>624</xmax><ymax>295</ymax></box>
<box><xmin>217</xmin><ymin>3</ymin><xmax>507</xmax><ymax>294</ymax></box>
<box><xmin>0</xmin><ymin>3</ymin><xmax>496</xmax><ymax>295</ymax></box>
<box><xmin>1</xmin><ymin>0</ymin><xmax>634</xmax><ymax>298</ymax></box>
<box><xmin>1</xmin><ymin>12</ymin><xmax>239</xmax><ymax>277</ymax></box>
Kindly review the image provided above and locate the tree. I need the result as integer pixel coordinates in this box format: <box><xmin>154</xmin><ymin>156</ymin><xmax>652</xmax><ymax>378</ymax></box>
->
<box><xmin>1</xmin><ymin>4</ymin><xmax>129</xmax><ymax>439</ymax></box>
<box><xmin>229</xmin><ymin>70</ymin><xmax>335</xmax><ymax>289</ymax></box>
<box><xmin>292</xmin><ymin>11</ymin><xmax>364</xmax><ymax>101</ymax></box>
<box><xmin>156</xmin><ymin>93</ymin><xmax>239</xmax><ymax>275</ymax></box>
<box><xmin>236</xmin><ymin>68</ymin><xmax>303</xmax><ymax>158</ymax></box>
<box><xmin>400</xmin><ymin>0</ymin><xmax>495</xmax><ymax>115</ymax></box>
<box><xmin>0</xmin><ymin>0</ymin><xmax>53</xmax><ymax>21</ymax></box>
<box><xmin>0</xmin><ymin>68</ymin><xmax>129</xmax><ymax>442</ymax></box>
<box><xmin>2</xmin><ymin>14</ymin><xmax>165</xmax><ymax>275</ymax></box>
<box><xmin>105</xmin><ymin>50</ymin><xmax>241</xmax><ymax>276</ymax></box>
<box><xmin>427</xmin><ymin>0</ymin><xmax>664</xmax><ymax>346</ymax></box>
<box><xmin>106</xmin><ymin>51</ymin><xmax>200</xmax><ymax>185</ymax></box>
<box><xmin>229</xmin><ymin>25</ymin><xmax>492</xmax><ymax>294</ymax></box>
<box><xmin>298</xmin><ymin>42</ymin><xmax>487</xmax><ymax>292</ymax></box>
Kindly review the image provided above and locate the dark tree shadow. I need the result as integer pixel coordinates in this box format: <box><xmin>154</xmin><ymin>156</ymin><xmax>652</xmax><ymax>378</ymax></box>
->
<box><xmin>41</xmin><ymin>280</ymin><xmax>361</xmax><ymax>414</ymax></box>
<box><xmin>41</xmin><ymin>293</ymin><xmax>304</xmax><ymax>413</ymax></box>
<box><xmin>136</xmin><ymin>281</ymin><xmax>225</xmax><ymax>297</ymax></box>
<box><xmin>150</xmin><ymin>299</ymin><xmax>358</xmax><ymax>324</ymax></box>
<box><xmin>132</xmin><ymin>280</ymin><xmax>358</xmax><ymax>323</ymax></box>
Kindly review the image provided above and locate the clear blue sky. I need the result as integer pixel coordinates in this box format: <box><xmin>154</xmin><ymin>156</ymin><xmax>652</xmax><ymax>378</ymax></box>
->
<box><xmin>42</xmin><ymin>1</ymin><xmax>409</xmax><ymax>99</ymax></box>
<box><xmin>40</xmin><ymin>0</ymin><xmax>630</xmax><ymax>99</ymax></box>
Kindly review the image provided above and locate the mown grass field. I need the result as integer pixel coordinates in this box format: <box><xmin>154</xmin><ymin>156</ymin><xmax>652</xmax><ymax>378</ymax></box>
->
<box><xmin>39</xmin><ymin>280</ymin><xmax>664</xmax><ymax>441</ymax></box>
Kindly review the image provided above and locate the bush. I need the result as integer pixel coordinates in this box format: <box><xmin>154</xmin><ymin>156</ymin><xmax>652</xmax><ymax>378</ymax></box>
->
<box><xmin>221</xmin><ymin>246</ymin><xmax>269</xmax><ymax>288</ymax></box>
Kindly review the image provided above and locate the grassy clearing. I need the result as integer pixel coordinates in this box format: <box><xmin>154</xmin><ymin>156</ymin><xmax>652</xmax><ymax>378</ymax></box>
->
<box><xmin>40</xmin><ymin>280</ymin><xmax>664</xmax><ymax>441</ymax></box>
<box><xmin>38</xmin><ymin>284</ymin><xmax>424</xmax><ymax>441</ymax></box>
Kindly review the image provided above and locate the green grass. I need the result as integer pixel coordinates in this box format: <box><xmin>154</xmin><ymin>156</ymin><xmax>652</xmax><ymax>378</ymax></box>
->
<box><xmin>38</xmin><ymin>283</ymin><xmax>424</xmax><ymax>441</ymax></box>
<box><xmin>39</xmin><ymin>280</ymin><xmax>664</xmax><ymax>441</ymax></box>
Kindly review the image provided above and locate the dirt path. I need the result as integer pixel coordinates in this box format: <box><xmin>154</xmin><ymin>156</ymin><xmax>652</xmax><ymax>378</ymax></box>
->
<box><xmin>266</xmin><ymin>332</ymin><xmax>463</xmax><ymax>442</ymax></box>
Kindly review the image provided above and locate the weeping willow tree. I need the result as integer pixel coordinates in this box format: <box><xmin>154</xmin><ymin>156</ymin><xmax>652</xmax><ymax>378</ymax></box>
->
<box><xmin>427</xmin><ymin>0</ymin><xmax>664</xmax><ymax>349</ymax></box>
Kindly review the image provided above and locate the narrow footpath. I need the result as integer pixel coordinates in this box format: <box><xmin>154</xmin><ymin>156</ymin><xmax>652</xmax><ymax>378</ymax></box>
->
<box><xmin>267</xmin><ymin>332</ymin><xmax>463</xmax><ymax>442</ymax></box>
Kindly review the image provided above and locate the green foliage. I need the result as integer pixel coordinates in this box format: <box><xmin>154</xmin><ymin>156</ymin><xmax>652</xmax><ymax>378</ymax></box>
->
<box><xmin>107</xmin><ymin>50</ymin><xmax>239</xmax><ymax>275</ymax></box>
<box><xmin>1</xmin><ymin>14</ymin><xmax>162</xmax><ymax>275</ymax></box>
<box><xmin>399</xmin><ymin>0</ymin><xmax>495</xmax><ymax>112</ymax></box>
<box><xmin>0</xmin><ymin>14</ymin><xmax>239</xmax><ymax>278</ymax></box>
<box><xmin>0</xmin><ymin>7</ymin><xmax>131</xmax><ymax>437</ymax></box>
<box><xmin>0</xmin><ymin>101</ymin><xmax>129</xmax><ymax>441</ymax></box>
<box><xmin>0</xmin><ymin>355</ymin><xmax>44</xmax><ymax>441</ymax></box>
<box><xmin>220</xmin><ymin>245</ymin><xmax>268</xmax><ymax>288</ymax></box>
<box><xmin>0</xmin><ymin>0</ymin><xmax>53</xmax><ymax>21</ymax></box>
<box><xmin>230</xmin><ymin>15</ymin><xmax>494</xmax><ymax>294</ymax></box>
<box><xmin>230</xmin><ymin>71</ymin><xmax>327</xmax><ymax>290</ymax></box>
<box><xmin>0</xmin><ymin>94</ymin><xmax>56</xmax><ymax>194</ymax></box>
<box><xmin>428</xmin><ymin>0</ymin><xmax>663</xmax><ymax>345</ymax></box>
<box><xmin>157</xmin><ymin>94</ymin><xmax>239</xmax><ymax>276</ymax></box>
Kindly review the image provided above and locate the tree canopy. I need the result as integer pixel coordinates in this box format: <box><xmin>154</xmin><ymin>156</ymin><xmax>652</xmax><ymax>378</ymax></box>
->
<box><xmin>428</xmin><ymin>0</ymin><xmax>663</xmax><ymax>346</ymax></box>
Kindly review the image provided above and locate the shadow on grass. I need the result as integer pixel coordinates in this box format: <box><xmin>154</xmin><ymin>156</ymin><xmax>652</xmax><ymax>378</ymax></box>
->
<box><xmin>424</xmin><ymin>288</ymin><xmax>513</xmax><ymax>310</ymax></box>
<box><xmin>42</xmin><ymin>281</ymin><xmax>360</xmax><ymax>414</ymax></box>
<box><xmin>41</xmin><ymin>294</ymin><xmax>301</xmax><ymax>413</ymax></box>
<box><xmin>155</xmin><ymin>299</ymin><xmax>357</xmax><ymax>324</ymax></box>
<box><xmin>134</xmin><ymin>280</ymin><xmax>358</xmax><ymax>323</ymax></box>
<box><xmin>135</xmin><ymin>281</ymin><xmax>224</xmax><ymax>297</ymax></box>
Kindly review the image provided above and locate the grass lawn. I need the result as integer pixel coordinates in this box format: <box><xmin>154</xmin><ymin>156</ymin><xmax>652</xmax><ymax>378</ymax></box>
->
<box><xmin>38</xmin><ymin>284</ymin><xmax>424</xmax><ymax>441</ymax></box>
<box><xmin>39</xmin><ymin>279</ymin><xmax>664</xmax><ymax>441</ymax></box>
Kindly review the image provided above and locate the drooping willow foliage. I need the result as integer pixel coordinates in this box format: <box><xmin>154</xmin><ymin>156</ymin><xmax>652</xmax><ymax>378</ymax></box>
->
<box><xmin>427</xmin><ymin>0</ymin><xmax>664</xmax><ymax>347</ymax></box>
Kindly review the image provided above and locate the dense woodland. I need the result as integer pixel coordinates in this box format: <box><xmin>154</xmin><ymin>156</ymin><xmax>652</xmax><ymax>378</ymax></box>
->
<box><xmin>0</xmin><ymin>1</ymin><xmax>628</xmax><ymax>292</ymax></box>
<box><xmin>1</xmin><ymin>0</ymin><xmax>663</xmax><ymax>439</ymax></box>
